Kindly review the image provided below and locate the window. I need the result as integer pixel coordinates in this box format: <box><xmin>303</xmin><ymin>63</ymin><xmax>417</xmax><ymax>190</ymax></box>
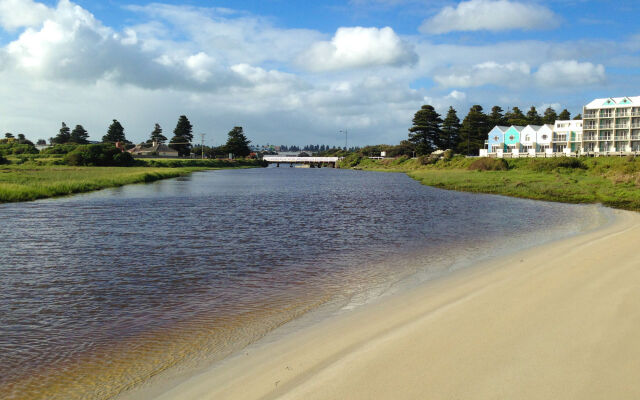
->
<box><xmin>493</xmin><ymin>136</ymin><xmax>499</xmax><ymax>141</ymax></box>
<box><xmin>525</xmin><ymin>135</ymin><xmax>530</xmax><ymax>141</ymax></box>
<box><xmin>542</xmin><ymin>134</ymin><xmax>548</xmax><ymax>140</ymax></box>
<box><xmin>509</xmin><ymin>135</ymin><xmax>515</xmax><ymax>141</ymax></box>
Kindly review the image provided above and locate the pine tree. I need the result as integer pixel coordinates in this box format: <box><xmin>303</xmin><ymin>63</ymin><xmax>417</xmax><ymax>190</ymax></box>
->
<box><xmin>505</xmin><ymin>107</ymin><xmax>528</xmax><ymax>126</ymax></box>
<box><xmin>542</xmin><ymin>107</ymin><xmax>558</xmax><ymax>125</ymax></box>
<box><xmin>173</xmin><ymin>115</ymin><xmax>193</xmax><ymax>142</ymax></box>
<box><xmin>149</xmin><ymin>123</ymin><xmax>167</xmax><ymax>144</ymax></box>
<box><xmin>70</xmin><ymin>125</ymin><xmax>89</xmax><ymax>144</ymax></box>
<box><xmin>102</xmin><ymin>120</ymin><xmax>127</xmax><ymax>143</ymax></box>
<box><xmin>558</xmin><ymin>109</ymin><xmax>571</xmax><ymax>120</ymax></box>
<box><xmin>224</xmin><ymin>126</ymin><xmax>251</xmax><ymax>157</ymax></box>
<box><xmin>526</xmin><ymin>106</ymin><xmax>543</xmax><ymax>125</ymax></box>
<box><xmin>169</xmin><ymin>116</ymin><xmax>193</xmax><ymax>156</ymax></box>
<box><xmin>408</xmin><ymin>104</ymin><xmax>442</xmax><ymax>155</ymax></box>
<box><xmin>52</xmin><ymin>122</ymin><xmax>71</xmax><ymax>144</ymax></box>
<box><xmin>440</xmin><ymin>106</ymin><xmax>461</xmax><ymax>150</ymax></box>
<box><xmin>573</xmin><ymin>113</ymin><xmax>582</xmax><ymax>120</ymax></box>
<box><xmin>488</xmin><ymin>106</ymin><xmax>507</xmax><ymax>127</ymax></box>
<box><xmin>457</xmin><ymin>105</ymin><xmax>488</xmax><ymax>156</ymax></box>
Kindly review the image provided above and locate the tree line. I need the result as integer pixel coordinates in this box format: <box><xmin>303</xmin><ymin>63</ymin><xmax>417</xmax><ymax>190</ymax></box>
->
<box><xmin>408</xmin><ymin>104</ymin><xmax>581</xmax><ymax>156</ymax></box>
<box><xmin>37</xmin><ymin>115</ymin><xmax>252</xmax><ymax>158</ymax></box>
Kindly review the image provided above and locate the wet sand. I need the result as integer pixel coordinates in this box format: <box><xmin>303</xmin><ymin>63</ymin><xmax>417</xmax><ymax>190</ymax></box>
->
<box><xmin>131</xmin><ymin>209</ymin><xmax>640</xmax><ymax>400</ymax></box>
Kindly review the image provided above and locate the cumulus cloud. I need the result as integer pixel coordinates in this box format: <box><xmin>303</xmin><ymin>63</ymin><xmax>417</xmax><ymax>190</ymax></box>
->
<box><xmin>420</xmin><ymin>0</ymin><xmax>559</xmax><ymax>34</ymax></box>
<box><xmin>534</xmin><ymin>60</ymin><xmax>606</xmax><ymax>87</ymax></box>
<box><xmin>434</xmin><ymin>61</ymin><xmax>531</xmax><ymax>87</ymax></box>
<box><xmin>0</xmin><ymin>0</ymin><xmax>51</xmax><ymax>31</ymax></box>
<box><xmin>298</xmin><ymin>27</ymin><xmax>417</xmax><ymax>72</ymax></box>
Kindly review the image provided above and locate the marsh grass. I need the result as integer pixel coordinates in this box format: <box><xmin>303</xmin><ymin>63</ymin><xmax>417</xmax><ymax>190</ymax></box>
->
<box><xmin>0</xmin><ymin>166</ymin><xmax>206</xmax><ymax>203</ymax></box>
<box><xmin>346</xmin><ymin>155</ymin><xmax>640</xmax><ymax>211</ymax></box>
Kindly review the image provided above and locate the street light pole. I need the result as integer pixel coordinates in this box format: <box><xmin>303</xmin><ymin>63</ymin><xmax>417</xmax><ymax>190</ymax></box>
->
<box><xmin>339</xmin><ymin>129</ymin><xmax>348</xmax><ymax>150</ymax></box>
<box><xmin>200</xmin><ymin>133</ymin><xmax>205</xmax><ymax>159</ymax></box>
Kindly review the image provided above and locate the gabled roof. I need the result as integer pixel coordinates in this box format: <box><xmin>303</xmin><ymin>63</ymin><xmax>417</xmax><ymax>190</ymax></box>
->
<box><xmin>525</xmin><ymin>125</ymin><xmax>542</xmax><ymax>131</ymax></box>
<box><xmin>492</xmin><ymin>125</ymin><xmax>509</xmax><ymax>132</ymax></box>
<box><xmin>585</xmin><ymin>96</ymin><xmax>640</xmax><ymax>109</ymax></box>
<box><xmin>508</xmin><ymin>125</ymin><xmax>525</xmax><ymax>132</ymax></box>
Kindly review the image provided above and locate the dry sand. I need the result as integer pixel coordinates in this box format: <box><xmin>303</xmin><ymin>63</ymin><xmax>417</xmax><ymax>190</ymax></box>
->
<box><xmin>146</xmin><ymin>209</ymin><xmax>640</xmax><ymax>400</ymax></box>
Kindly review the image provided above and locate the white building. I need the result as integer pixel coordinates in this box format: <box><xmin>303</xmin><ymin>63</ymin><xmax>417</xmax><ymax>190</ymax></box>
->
<box><xmin>553</xmin><ymin>120</ymin><xmax>583</xmax><ymax>154</ymax></box>
<box><xmin>583</xmin><ymin>96</ymin><xmax>640</xmax><ymax>153</ymax></box>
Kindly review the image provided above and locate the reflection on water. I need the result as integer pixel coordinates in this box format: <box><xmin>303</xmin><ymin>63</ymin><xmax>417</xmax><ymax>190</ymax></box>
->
<box><xmin>0</xmin><ymin>168</ymin><xmax>603</xmax><ymax>399</ymax></box>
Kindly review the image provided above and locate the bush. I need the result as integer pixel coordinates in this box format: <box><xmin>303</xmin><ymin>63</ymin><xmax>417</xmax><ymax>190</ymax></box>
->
<box><xmin>0</xmin><ymin>142</ymin><xmax>39</xmax><ymax>155</ymax></box>
<box><xmin>526</xmin><ymin>158</ymin><xmax>586</xmax><ymax>172</ymax></box>
<box><xmin>0</xmin><ymin>154</ymin><xmax>8</xmax><ymax>164</ymax></box>
<box><xmin>63</xmin><ymin>143</ymin><xmax>135</xmax><ymax>166</ymax></box>
<box><xmin>41</xmin><ymin>143</ymin><xmax>81</xmax><ymax>155</ymax></box>
<box><xmin>468</xmin><ymin>158</ymin><xmax>509</xmax><ymax>171</ymax></box>
<box><xmin>443</xmin><ymin>149</ymin><xmax>454</xmax><ymax>161</ymax></box>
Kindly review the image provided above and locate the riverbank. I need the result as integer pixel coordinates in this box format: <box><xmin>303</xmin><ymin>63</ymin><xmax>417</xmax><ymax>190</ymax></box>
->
<box><xmin>0</xmin><ymin>160</ymin><xmax>265</xmax><ymax>203</ymax></box>
<box><xmin>140</xmin><ymin>208</ymin><xmax>640</xmax><ymax>400</ymax></box>
<box><xmin>342</xmin><ymin>155</ymin><xmax>640</xmax><ymax>211</ymax></box>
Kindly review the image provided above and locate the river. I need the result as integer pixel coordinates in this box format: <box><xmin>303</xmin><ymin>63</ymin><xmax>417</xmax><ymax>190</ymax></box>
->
<box><xmin>0</xmin><ymin>167</ymin><xmax>607</xmax><ymax>399</ymax></box>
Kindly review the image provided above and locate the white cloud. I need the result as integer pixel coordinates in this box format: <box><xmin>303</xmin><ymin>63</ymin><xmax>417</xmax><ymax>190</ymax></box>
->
<box><xmin>434</xmin><ymin>61</ymin><xmax>531</xmax><ymax>87</ymax></box>
<box><xmin>298</xmin><ymin>27</ymin><xmax>417</xmax><ymax>72</ymax></box>
<box><xmin>534</xmin><ymin>60</ymin><xmax>606</xmax><ymax>87</ymax></box>
<box><xmin>0</xmin><ymin>0</ymin><xmax>51</xmax><ymax>31</ymax></box>
<box><xmin>446</xmin><ymin>90</ymin><xmax>466</xmax><ymax>101</ymax></box>
<box><xmin>420</xmin><ymin>0</ymin><xmax>559</xmax><ymax>34</ymax></box>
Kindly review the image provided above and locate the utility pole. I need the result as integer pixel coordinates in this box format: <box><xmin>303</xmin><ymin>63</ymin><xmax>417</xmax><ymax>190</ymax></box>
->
<box><xmin>200</xmin><ymin>133</ymin><xmax>205</xmax><ymax>159</ymax></box>
<box><xmin>339</xmin><ymin>129</ymin><xmax>348</xmax><ymax>150</ymax></box>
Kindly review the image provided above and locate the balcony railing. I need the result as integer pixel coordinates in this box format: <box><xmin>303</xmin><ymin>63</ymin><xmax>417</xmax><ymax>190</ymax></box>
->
<box><xmin>632</xmin><ymin>112</ymin><xmax>640</xmax><ymax>116</ymax></box>
<box><xmin>599</xmin><ymin>137</ymin><xmax>612</xmax><ymax>141</ymax></box>
<box><xmin>614</xmin><ymin>136</ymin><xmax>628</xmax><ymax>141</ymax></box>
<box><xmin>616</xmin><ymin>125</ymin><xmax>629</xmax><ymax>129</ymax></box>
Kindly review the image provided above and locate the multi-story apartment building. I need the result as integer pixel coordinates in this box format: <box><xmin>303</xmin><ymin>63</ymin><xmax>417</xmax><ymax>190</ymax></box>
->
<box><xmin>481</xmin><ymin>96</ymin><xmax>640</xmax><ymax>157</ymax></box>
<box><xmin>582</xmin><ymin>96</ymin><xmax>640</xmax><ymax>153</ymax></box>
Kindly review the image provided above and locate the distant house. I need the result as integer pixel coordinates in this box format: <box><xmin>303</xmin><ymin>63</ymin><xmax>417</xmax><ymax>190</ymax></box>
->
<box><xmin>486</xmin><ymin>126</ymin><xmax>509</xmax><ymax>153</ymax></box>
<box><xmin>128</xmin><ymin>141</ymin><xmax>179</xmax><ymax>157</ymax></box>
<box><xmin>504</xmin><ymin>126</ymin><xmax>525</xmax><ymax>153</ymax></box>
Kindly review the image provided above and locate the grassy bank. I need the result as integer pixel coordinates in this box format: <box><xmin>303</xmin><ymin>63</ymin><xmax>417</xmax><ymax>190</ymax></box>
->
<box><xmin>342</xmin><ymin>155</ymin><xmax>640</xmax><ymax>211</ymax></box>
<box><xmin>0</xmin><ymin>159</ymin><xmax>266</xmax><ymax>203</ymax></box>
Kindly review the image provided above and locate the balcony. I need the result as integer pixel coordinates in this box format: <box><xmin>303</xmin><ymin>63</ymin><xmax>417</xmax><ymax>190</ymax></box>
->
<box><xmin>599</xmin><ymin>137</ymin><xmax>612</xmax><ymax>141</ymax></box>
<box><xmin>616</xmin><ymin>125</ymin><xmax>629</xmax><ymax>129</ymax></box>
<box><xmin>583</xmin><ymin>114</ymin><xmax>597</xmax><ymax>119</ymax></box>
<box><xmin>632</xmin><ymin>111</ymin><xmax>640</xmax><ymax>116</ymax></box>
<box><xmin>614</xmin><ymin>136</ymin><xmax>628</xmax><ymax>141</ymax></box>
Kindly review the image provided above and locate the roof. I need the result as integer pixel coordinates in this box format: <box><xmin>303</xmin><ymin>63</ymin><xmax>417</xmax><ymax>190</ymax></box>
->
<box><xmin>490</xmin><ymin>125</ymin><xmax>509</xmax><ymax>133</ymax></box>
<box><xmin>585</xmin><ymin>96</ymin><xmax>640</xmax><ymax>109</ymax></box>
<box><xmin>508</xmin><ymin>125</ymin><xmax>525</xmax><ymax>132</ymax></box>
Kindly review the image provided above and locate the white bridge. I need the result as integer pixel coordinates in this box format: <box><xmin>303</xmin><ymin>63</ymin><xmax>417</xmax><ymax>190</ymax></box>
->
<box><xmin>262</xmin><ymin>156</ymin><xmax>340</xmax><ymax>168</ymax></box>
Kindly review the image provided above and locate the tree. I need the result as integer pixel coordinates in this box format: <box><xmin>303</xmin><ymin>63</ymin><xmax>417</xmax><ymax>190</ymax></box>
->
<box><xmin>440</xmin><ymin>106</ymin><xmax>461</xmax><ymax>150</ymax></box>
<box><xmin>169</xmin><ymin>116</ymin><xmax>193</xmax><ymax>156</ymax></box>
<box><xmin>173</xmin><ymin>115</ymin><xmax>193</xmax><ymax>142</ymax></box>
<box><xmin>4</xmin><ymin>133</ymin><xmax>14</xmax><ymax>139</ymax></box>
<box><xmin>149</xmin><ymin>123</ymin><xmax>167</xmax><ymax>144</ymax></box>
<box><xmin>558</xmin><ymin>109</ymin><xmax>571</xmax><ymax>120</ymax></box>
<box><xmin>408</xmin><ymin>104</ymin><xmax>442</xmax><ymax>155</ymax></box>
<box><xmin>224</xmin><ymin>126</ymin><xmax>251</xmax><ymax>157</ymax></box>
<box><xmin>573</xmin><ymin>113</ymin><xmax>582</xmax><ymax>120</ymax></box>
<box><xmin>36</xmin><ymin>139</ymin><xmax>47</xmax><ymax>146</ymax></box>
<box><xmin>505</xmin><ymin>107</ymin><xmax>528</xmax><ymax>126</ymax></box>
<box><xmin>457</xmin><ymin>105</ymin><xmax>488</xmax><ymax>156</ymax></box>
<box><xmin>102</xmin><ymin>119</ymin><xmax>127</xmax><ymax>143</ymax></box>
<box><xmin>526</xmin><ymin>106</ymin><xmax>543</xmax><ymax>125</ymax></box>
<box><xmin>70</xmin><ymin>125</ymin><xmax>89</xmax><ymax>144</ymax></box>
<box><xmin>52</xmin><ymin>122</ymin><xmax>71</xmax><ymax>144</ymax></box>
<box><xmin>542</xmin><ymin>107</ymin><xmax>557</xmax><ymax>125</ymax></box>
<box><xmin>488</xmin><ymin>106</ymin><xmax>507</xmax><ymax>127</ymax></box>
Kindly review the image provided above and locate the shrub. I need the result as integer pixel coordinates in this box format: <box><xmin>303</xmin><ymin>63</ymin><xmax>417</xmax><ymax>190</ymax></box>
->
<box><xmin>443</xmin><ymin>149</ymin><xmax>454</xmax><ymax>161</ymax></box>
<box><xmin>468</xmin><ymin>158</ymin><xmax>509</xmax><ymax>171</ymax></box>
<box><xmin>0</xmin><ymin>154</ymin><xmax>8</xmax><ymax>164</ymax></box>
<box><xmin>526</xmin><ymin>158</ymin><xmax>586</xmax><ymax>172</ymax></box>
<box><xmin>63</xmin><ymin>143</ymin><xmax>135</xmax><ymax>166</ymax></box>
<box><xmin>41</xmin><ymin>143</ymin><xmax>81</xmax><ymax>155</ymax></box>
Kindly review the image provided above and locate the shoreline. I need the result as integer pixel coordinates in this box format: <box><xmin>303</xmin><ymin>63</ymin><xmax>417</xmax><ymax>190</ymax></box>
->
<box><xmin>122</xmin><ymin>207</ymin><xmax>640</xmax><ymax>399</ymax></box>
<box><xmin>0</xmin><ymin>164</ymin><xmax>263</xmax><ymax>204</ymax></box>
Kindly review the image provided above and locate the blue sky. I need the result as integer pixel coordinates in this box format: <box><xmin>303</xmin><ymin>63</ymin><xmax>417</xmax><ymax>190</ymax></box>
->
<box><xmin>0</xmin><ymin>0</ymin><xmax>638</xmax><ymax>146</ymax></box>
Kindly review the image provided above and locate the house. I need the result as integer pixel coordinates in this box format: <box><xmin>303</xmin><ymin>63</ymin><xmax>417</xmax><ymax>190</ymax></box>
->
<box><xmin>520</xmin><ymin>125</ymin><xmax>540</xmax><ymax>153</ymax></box>
<box><xmin>553</xmin><ymin>120</ymin><xmax>583</xmax><ymax>154</ymax></box>
<box><xmin>503</xmin><ymin>126</ymin><xmax>525</xmax><ymax>153</ymax></box>
<box><xmin>486</xmin><ymin>126</ymin><xmax>509</xmax><ymax>153</ymax></box>
<box><xmin>128</xmin><ymin>141</ymin><xmax>179</xmax><ymax>157</ymax></box>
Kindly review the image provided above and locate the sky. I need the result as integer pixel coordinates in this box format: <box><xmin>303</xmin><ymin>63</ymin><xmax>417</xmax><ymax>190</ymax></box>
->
<box><xmin>0</xmin><ymin>0</ymin><xmax>638</xmax><ymax>146</ymax></box>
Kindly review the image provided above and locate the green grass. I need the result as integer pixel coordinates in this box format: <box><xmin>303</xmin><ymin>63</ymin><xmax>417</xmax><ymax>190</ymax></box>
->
<box><xmin>0</xmin><ymin>165</ymin><xmax>209</xmax><ymax>203</ymax></box>
<box><xmin>344</xmin><ymin>155</ymin><xmax>640</xmax><ymax>211</ymax></box>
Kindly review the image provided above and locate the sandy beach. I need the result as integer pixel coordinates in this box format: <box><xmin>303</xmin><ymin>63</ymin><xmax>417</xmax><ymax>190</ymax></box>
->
<box><xmin>135</xmin><ymin>209</ymin><xmax>640</xmax><ymax>400</ymax></box>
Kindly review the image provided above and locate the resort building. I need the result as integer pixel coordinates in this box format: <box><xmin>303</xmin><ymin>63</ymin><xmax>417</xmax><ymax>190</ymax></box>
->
<box><xmin>582</xmin><ymin>96</ymin><xmax>640</xmax><ymax>154</ymax></box>
<box><xmin>481</xmin><ymin>95</ymin><xmax>640</xmax><ymax>157</ymax></box>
